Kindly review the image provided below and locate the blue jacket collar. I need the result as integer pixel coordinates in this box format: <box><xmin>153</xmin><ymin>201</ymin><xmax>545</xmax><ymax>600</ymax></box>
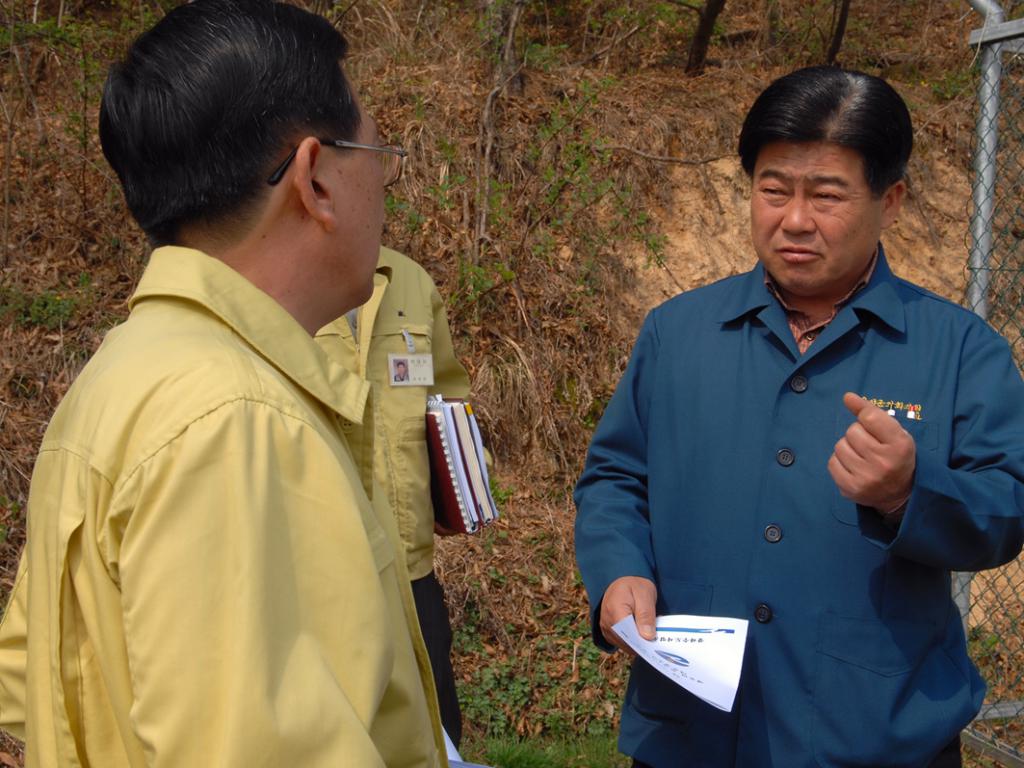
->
<box><xmin>716</xmin><ymin>244</ymin><xmax>906</xmax><ymax>335</ymax></box>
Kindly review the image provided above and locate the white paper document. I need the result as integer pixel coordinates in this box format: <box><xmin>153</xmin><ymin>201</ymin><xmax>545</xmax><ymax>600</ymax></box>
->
<box><xmin>444</xmin><ymin>726</ymin><xmax>493</xmax><ymax>768</ymax></box>
<box><xmin>613</xmin><ymin>613</ymin><xmax>749</xmax><ymax>712</ymax></box>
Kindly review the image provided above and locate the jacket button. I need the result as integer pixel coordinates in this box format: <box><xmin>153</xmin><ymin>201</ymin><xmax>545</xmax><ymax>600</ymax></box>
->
<box><xmin>776</xmin><ymin>448</ymin><xmax>795</xmax><ymax>466</ymax></box>
<box><xmin>789</xmin><ymin>375</ymin><xmax>808</xmax><ymax>393</ymax></box>
<box><xmin>754</xmin><ymin>603</ymin><xmax>773</xmax><ymax>623</ymax></box>
<box><xmin>764</xmin><ymin>524</ymin><xmax>782</xmax><ymax>543</ymax></box>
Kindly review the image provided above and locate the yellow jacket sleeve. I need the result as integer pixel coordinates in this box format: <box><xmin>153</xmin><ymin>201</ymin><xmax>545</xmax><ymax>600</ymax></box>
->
<box><xmin>109</xmin><ymin>399</ymin><xmax>437</xmax><ymax>767</ymax></box>
<box><xmin>427</xmin><ymin>283</ymin><xmax>470</xmax><ymax>401</ymax></box>
<box><xmin>0</xmin><ymin>551</ymin><xmax>27</xmax><ymax>741</ymax></box>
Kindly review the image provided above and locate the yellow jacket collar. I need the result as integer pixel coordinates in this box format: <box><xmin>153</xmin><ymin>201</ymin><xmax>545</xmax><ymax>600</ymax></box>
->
<box><xmin>375</xmin><ymin>246</ymin><xmax>399</xmax><ymax>282</ymax></box>
<box><xmin>130</xmin><ymin>246</ymin><xmax>370</xmax><ymax>423</ymax></box>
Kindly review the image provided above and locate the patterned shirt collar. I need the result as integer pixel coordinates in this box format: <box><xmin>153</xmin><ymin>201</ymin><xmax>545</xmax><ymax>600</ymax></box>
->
<box><xmin>764</xmin><ymin>250</ymin><xmax>879</xmax><ymax>354</ymax></box>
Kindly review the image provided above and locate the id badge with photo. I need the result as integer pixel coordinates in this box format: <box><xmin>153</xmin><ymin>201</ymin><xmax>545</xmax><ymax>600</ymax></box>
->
<box><xmin>388</xmin><ymin>352</ymin><xmax>434</xmax><ymax>386</ymax></box>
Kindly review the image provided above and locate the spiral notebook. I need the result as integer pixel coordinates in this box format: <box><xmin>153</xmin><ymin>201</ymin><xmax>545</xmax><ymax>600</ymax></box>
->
<box><xmin>426</xmin><ymin>396</ymin><xmax>499</xmax><ymax>534</ymax></box>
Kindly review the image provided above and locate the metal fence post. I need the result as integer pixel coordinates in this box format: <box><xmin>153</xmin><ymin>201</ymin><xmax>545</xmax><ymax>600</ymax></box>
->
<box><xmin>963</xmin><ymin>2</ymin><xmax>1024</xmax><ymax>764</ymax></box>
<box><xmin>967</xmin><ymin>1</ymin><xmax>1003</xmax><ymax>319</ymax></box>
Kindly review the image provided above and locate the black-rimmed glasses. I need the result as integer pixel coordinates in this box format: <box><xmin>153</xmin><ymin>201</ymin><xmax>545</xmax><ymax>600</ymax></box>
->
<box><xmin>266</xmin><ymin>139</ymin><xmax>407</xmax><ymax>187</ymax></box>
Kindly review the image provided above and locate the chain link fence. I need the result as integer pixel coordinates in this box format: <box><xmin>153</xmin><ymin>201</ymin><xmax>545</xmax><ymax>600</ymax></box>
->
<box><xmin>960</xmin><ymin>8</ymin><xmax>1024</xmax><ymax>766</ymax></box>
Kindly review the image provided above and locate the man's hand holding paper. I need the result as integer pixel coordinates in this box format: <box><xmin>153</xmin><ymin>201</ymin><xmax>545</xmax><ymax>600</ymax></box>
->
<box><xmin>600</xmin><ymin>576</ymin><xmax>658</xmax><ymax>653</ymax></box>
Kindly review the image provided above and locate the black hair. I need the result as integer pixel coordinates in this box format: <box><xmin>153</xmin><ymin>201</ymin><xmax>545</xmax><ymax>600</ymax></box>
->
<box><xmin>99</xmin><ymin>0</ymin><xmax>358</xmax><ymax>245</ymax></box>
<box><xmin>738</xmin><ymin>66</ymin><xmax>913</xmax><ymax>197</ymax></box>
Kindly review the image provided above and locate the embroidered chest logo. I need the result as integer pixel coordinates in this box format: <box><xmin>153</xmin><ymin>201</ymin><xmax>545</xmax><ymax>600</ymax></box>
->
<box><xmin>863</xmin><ymin>396</ymin><xmax>923</xmax><ymax>421</ymax></box>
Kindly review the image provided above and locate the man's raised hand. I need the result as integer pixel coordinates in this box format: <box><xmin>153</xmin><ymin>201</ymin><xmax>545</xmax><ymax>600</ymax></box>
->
<box><xmin>828</xmin><ymin>392</ymin><xmax>915</xmax><ymax>513</ymax></box>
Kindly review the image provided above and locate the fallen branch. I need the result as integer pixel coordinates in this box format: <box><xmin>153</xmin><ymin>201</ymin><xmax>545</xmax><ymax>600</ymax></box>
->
<box><xmin>600</xmin><ymin>144</ymin><xmax>730</xmax><ymax>165</ymax></box>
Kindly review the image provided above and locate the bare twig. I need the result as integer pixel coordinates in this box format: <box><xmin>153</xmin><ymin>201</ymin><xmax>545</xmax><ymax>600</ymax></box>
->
<box><xmin>412</xmin><ymin>0</ymin><xmax>428</xmax><ymax>39</ymax></box>
<box><xmin>664</xmin><ymin>0</ymin><xmax>704</xmax><ymax>15</ymax></box>
<box><xmin>2</xmin><ymin>15</ymin><xmax>16</xmax><ymax>276</ymax></box>
<box><xmin>906</xmin><ymin>176</ymin><xmax>941</xmax><ymax>250</ymax></box>
<box><xmin>601</xmin><ymin>144</ymin><xmax>729</xmax><ymax>165</ymax></box>
<box><xmin>373</xmin><ymin>0</ymin><xmax>404</xmax><ymax>45</ymax></box>
<box><xmin>580</xmin><ymin>4</ymin><xmax>593</xmax><ymax>55</ymax></box>
<box><xmin>510</xmin><ymin>90</ymin><xmax>602</xmax><ymax>213</ymax></box>
<box><xmin>658</xmin><ymin>261</ymin><xmax>689</xmax><ymax>294</ymax></box>
<box><xmin>337</xmin><ymin>0</ymin><xmax>360</xmax><ymax>22</ymax></box>
<box><xmin>475</xmin><ymin>62</ymin><xmax>524</xmax><ymax>264</ymax></box>
<box><xmin>474</xmin><ymin>0</ymin><xmax>526</xmax><ymax>265</ymax></box>
<box><xmin>510</xmin><ymin>282</ymin><xmax>531</xmax><ymax>335</ymax></box>
<box><xmin>498</xmin><ymin>1</ymin><xmax>523</xmax><ymax>76</ymax></box>
<box><xmin>79</xmin><ymin>34</ymin><xmax>89</xmax><ymax>227</ymax></box>
<box><xmin>573</xmin><ymin>24</ymin><xmax>641</xmax><ymax>67</ymax></box>
<box><xmin>697</xmin><ymin>163</ymin><xmax>724</xmax><ymax>216</ymax></box>
<box><xmin>461</xmin><ymin>187</ymin><xmax>473</xmax><ymax>259</ymax></box>
<box><xmin>11</xmin><ymin>45</ymin><xmax>46</xmax><ymax>142</ymax></box>
<box><xmin>515</xmin><ymin>146</ymin><xmax>618</xmax><ymax>259</ymax></box>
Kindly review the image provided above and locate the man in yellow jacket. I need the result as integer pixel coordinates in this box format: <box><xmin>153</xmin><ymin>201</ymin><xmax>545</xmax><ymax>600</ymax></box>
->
<box><xmin>318</xmin><ymin>247</ymin><xmax>471</xmax><ymax>746</ymax></box>
<box><xmin>0</xmin><ymin>0</ymin><xmax>446</xmax><ymax>765</ymax></box>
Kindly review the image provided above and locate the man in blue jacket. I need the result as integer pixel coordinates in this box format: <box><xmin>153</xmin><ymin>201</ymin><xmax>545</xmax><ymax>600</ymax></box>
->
<box><xmin>575</xmin><ymin>66</ymin><xmax>1024</xmax><ymax>768</ymax></box>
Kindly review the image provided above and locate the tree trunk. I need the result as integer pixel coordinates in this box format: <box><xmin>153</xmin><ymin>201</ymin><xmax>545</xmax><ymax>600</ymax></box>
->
<box><xmin>825</xmin><ymin>0</ymin><xmax>852</xmax><ymax>65</ymax></box>
<box><xmin>474</xmin><ymin>0</ymin><xmax>527</xmax><ymax>264</ymax></box>
<box><xmin>686</xmin><ymin>0</ymin><xmax>726</xmax><ymax>76</ymax></box>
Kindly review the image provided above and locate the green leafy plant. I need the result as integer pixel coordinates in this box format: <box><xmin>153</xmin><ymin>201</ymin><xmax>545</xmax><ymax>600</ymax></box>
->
<box><xmin>1</xmin><ymin>287</ymin><xmax>77</xmax><ymax>330</ymax></box>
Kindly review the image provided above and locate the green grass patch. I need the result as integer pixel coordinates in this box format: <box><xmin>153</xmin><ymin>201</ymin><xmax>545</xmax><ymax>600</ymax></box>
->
<box><xmin>460</xmin><ymin>733</ymin><xmax>629</xmax><ymax>768</ymax></box>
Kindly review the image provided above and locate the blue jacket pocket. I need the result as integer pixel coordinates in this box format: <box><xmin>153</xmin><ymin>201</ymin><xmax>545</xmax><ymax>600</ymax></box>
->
<box><xmin>812</xmin><ymin>613</ymin><xmax>975</xmax><ymax>767</ymax></box>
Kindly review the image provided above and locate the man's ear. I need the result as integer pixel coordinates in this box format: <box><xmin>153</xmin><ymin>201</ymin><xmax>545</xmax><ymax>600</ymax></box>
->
<box><xmin>880</xmin><ymin>179</ymin><xmax>906</xmax><ymax>230</ymax></box>
<box><xmin>290</xmin><ymin>137</ymin><xmax>338</xmax><ymax>233</ymax></box>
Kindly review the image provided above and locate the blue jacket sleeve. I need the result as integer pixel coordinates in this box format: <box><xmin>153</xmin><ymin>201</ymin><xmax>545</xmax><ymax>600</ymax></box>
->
<box><xmin>862</xmin><ymin>321</ymin><xmax>1024</xmax><ymax>570</ymax></box>
<box><xmin>574</xmin><ymin>312</ymin><xmax>659</xmax><ymax>650</ymax></box>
